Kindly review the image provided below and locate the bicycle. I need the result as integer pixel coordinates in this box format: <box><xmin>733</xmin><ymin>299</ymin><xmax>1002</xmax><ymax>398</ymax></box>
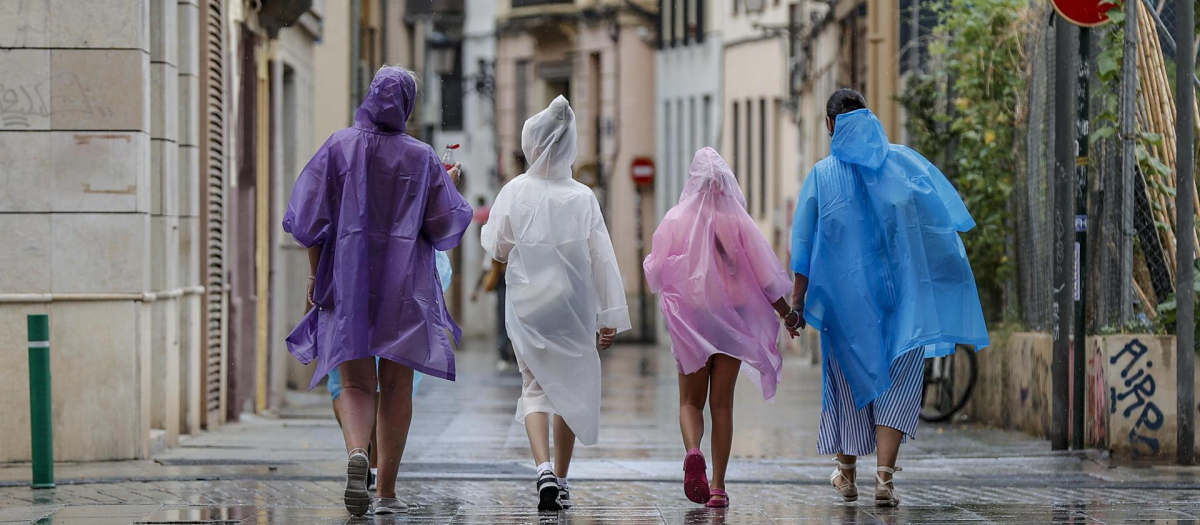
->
<box><xmin>919</xmin><ymin>344</ymin><xmax>978</xmax><ymax>422</ymax></box>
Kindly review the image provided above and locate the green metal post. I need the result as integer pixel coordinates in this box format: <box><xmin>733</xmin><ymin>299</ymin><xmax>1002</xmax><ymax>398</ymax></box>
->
<box><xmin>27</xmin><ymin>314</ymin><xmax>53</xmax><ymax>488</ymax></box>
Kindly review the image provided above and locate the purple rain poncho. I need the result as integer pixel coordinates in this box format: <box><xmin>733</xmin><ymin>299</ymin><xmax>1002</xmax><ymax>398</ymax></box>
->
<box><xmin>283</xmin><ymin>67</ymin><xmax>473</xmax><ymax>389</ymax></box>
<box><xmin>644</xmin><ymin>148</ymin><xmax>792</xmax><ymax>401</ymax></box>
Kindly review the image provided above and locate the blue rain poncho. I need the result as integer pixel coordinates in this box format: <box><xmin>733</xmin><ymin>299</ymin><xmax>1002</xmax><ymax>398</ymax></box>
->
<box><xmin>791</xmin><ymin>109</ymin><xmax>989</xmax><ymax>409</ymax></box>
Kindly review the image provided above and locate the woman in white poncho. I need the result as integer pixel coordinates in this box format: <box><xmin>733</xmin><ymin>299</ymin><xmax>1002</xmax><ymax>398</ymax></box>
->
<box><xmin>481</xmin><ymin>96</ymin><xmax>631</xmax><ymax>511</ymax></box>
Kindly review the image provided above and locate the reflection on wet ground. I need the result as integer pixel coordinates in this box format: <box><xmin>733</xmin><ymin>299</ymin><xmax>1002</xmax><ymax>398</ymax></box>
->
<box><xmin>3</xmin><ymin>344</ymin><xmax>1200</xmax><ymax>523</ymax></box>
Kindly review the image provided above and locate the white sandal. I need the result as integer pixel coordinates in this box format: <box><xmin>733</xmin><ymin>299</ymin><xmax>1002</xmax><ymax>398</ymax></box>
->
<box><xmin>875</xmin><ymin>465</ymin><xmax>901</xmax><ymax>507</ymax></box>
<box><xmin>829</xmin><ymin>458</ymin><xmax>858</xmax><ymax>502</ymax></box>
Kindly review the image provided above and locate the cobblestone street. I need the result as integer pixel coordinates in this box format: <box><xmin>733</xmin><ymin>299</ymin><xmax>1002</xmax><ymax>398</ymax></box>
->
<box><xmin>3</xmin><ymin>344</ymin><xmax>1200</xmax><ymax>523</ymax></box>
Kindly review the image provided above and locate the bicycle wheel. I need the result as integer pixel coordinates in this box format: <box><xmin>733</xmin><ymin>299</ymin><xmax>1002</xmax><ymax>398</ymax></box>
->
<box><xmin>919</xmin><ymin>344</ymin><xmax>978</xmax><ymax>422</ymax></box>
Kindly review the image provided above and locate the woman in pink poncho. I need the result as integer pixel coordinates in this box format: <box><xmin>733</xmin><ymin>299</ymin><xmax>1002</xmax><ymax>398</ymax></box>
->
<box><xmin>644</xmin><ymin>147</ymin><xmax>800</xmax><ymax>508</ymax></box>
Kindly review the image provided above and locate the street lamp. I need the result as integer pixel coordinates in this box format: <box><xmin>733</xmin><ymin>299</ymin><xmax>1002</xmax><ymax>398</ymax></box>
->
<box><xmin>429</xmin><ymin>44</ymin><xmax>458</xmax><ymax>78</ymax></box>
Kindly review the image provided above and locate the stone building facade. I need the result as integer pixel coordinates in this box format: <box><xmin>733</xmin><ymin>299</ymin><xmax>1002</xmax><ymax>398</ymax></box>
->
<box><xmin>0</xmin><ymin>0</ymin><xmax>323</xmax><ymax>462</ymax></box>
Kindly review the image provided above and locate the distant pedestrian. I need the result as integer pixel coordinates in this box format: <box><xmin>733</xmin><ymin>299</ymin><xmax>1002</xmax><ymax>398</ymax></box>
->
<box><xmin>283</xmin><ymin>66</ymin><xmax>472</xmax><ymax>516</ymax></box>
<box><xmin>643</xmin><ymin>147</ymin><xmax>799</xmax><ymax>509</ymax></box>
<box><xmin>471</xmin><ymin>248</ymin><xmax>515</xmax><ymax>371</ymax></box>
<box><xmin>788</xmin><ymin>89</ymin><xmax>989</xmax><ymax>507</ymax></box>
<box><xmin>481</xmin><ymin>96</ymin><xmax>630</xmax><ymax>512</ymax></box>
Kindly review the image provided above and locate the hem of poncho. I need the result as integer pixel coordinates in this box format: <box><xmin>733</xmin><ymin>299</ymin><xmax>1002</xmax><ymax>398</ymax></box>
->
<box><xmin>306</xmin><ymin>352</ymin><xmax>456</xmax><ymax>391</ymax></box>
<box><xmin>675</xmin><ymin>348</ymin><xmax>780</xmax><ymax>402</ymax></box>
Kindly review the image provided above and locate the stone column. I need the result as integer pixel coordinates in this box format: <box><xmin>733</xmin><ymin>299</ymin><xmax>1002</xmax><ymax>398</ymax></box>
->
<box><xmin>178</xmin><ymin>0</ymin><xmax>204</xmax><ymax>436</ymax></box>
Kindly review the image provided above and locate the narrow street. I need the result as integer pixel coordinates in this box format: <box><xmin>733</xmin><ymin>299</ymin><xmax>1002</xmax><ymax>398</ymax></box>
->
<box><xmin>2</xmin><ymin>344</ymin><xmax>1200</xmax><ymax>523</ymax></box>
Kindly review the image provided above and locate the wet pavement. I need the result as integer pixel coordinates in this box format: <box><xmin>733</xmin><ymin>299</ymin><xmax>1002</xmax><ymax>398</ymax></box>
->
<box><xmin>3</xmin><ymin>343</ymin><xmax>1200</xmax><ymax>523</ymax></box>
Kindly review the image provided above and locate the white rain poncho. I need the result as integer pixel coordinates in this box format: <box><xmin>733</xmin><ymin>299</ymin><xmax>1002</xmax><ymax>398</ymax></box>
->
<box><xmin>481</xmin><ymin>96</ymin><xmax>631</xmax><ymax>446</ymax></box>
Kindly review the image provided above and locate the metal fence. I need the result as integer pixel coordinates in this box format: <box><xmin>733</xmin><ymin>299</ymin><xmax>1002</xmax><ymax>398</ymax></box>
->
<box><xmin>1014</xmin><ymin>0</ymin><xmax>1191</xmax><ymax>333</ymax></box>
<box><xmin>1014</xmin><ymin>4</ymin><xmax>1056</xmax><ymax>332</ymax></box>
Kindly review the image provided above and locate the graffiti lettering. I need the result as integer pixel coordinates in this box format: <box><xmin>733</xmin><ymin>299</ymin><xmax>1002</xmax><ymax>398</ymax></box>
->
<box><xmin>0</xmin><ymin>73</ymin><xmax>112</xmax><ymax>129</ymax></box>
<box><xmin>1109</xmin><ymin>339</ymin><xmax>1162</xmax><ymax>455</ymax></box>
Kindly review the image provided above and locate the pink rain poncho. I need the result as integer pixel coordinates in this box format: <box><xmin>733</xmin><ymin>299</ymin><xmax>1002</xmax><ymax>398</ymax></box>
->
<box><xmin>283</xmin><ymin>67</ymin><xmax>473</xmax><ymax>389</ymax></box>
<box><xmin>644</xmin><ymin>148</ymin><xmax>792</xmax><ymax>401</ymax></box>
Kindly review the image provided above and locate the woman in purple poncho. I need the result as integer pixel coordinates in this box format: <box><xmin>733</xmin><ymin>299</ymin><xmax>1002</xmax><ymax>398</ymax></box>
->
<box><xmin>283</xmin><ymin>66</ymin><xmax>472</xmax><ymax>516</ymax></box>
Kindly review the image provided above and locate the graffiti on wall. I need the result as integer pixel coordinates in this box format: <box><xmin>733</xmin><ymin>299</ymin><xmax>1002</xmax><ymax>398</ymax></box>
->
<box><xmin>1109</xmin><ymin>339</ymin><xmax>1164</xmax><ymax>456</ymax></box>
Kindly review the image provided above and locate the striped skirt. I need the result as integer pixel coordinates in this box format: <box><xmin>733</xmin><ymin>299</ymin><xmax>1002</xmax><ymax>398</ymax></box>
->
<box><xmin>816</xmin><ymin>348</ymin><xmax>924</xmax><ymax>456</ymax></box>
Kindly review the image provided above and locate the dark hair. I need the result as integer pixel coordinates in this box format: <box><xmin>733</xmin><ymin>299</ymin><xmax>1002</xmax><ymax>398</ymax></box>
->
<box><xmin>826</xmin><ymin>88</ymin><xmax>867</xmax><ymax>120</ymax></box>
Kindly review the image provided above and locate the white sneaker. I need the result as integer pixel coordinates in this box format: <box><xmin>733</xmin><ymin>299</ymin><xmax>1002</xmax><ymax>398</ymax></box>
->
<box><xmin>343</xmin><ymin>449</ymin><xmax>370</xmax><ymax>516</ymax></box>
<box><xmin>373</xmin><ymin>497</ymin><xmax>409</xmax><ymax>515</ymax></box>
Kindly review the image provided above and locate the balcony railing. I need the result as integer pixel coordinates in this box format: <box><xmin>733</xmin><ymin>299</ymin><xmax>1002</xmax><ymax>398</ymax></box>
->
<box><xmin>512</xmin><ymin>0</ymin><xmax>572</xmax><ymax>8</ymax></box>
<box><xmin>406</xmin><ymin>0</ymin><xmax>464</xmax><ymax>17</ymax></box>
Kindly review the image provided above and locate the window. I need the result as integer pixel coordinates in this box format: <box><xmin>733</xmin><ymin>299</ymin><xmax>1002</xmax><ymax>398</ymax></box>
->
<box><xmin>745</xmin><ymin>99</ymin><xmax>753</xmax><ymax>212</ymax></box>
<box><xmin>733</xmin><ymin>0</ymin><xmax>739</xmax><ymax>16</ymax></box>
<box><xmin>702</xmin><ymin>95</ymin><xmax>712</xmax><ymax>148</ymax></box>
<box><xmin>682</xmin><ymin>0</ymin><xmax>691</xmax><ymax>45</ymax></box>
<box><xmin>732</xmin><ymin>102</ymin><xmax>740</xmax><ymax>188</ymax></box>
<box><xmin>669</xmin><ymin>0</ymin><xmax>677</xmax><ymax>47</ymax></box>
<box><xmin>664</xmin><ymin>101</ymin><xmax>672</xmax><ymax>197</ymax></box>
<box><xmin>515</xmin><ymin>59</ymin><xmax>529</xmax><ymax>159</ymax></box>
<box><xmin>688</xmin><ymin>96</ymin><xmax>696</xmax><ymax>177</ymax></box>
<box><xmin>676</xmin><ymin>98</ymin><xmax>684</xmax><ymax>199</ymax></box>
<box><xmin>696</xmin><ymin>0</ymin><xmax>705</xmax><ymax>44</ymax></box>
<box><xmin>657</xmin><ymin>0</ymin><xmax>664</xmax><ymax>49</ymax></box>
<box><xmin>440</xmin><ymin>44</ymin><xmax>464</xmax><ymax>131</ymax></box>
<box><xmin>759</xmin><ymin>98</ymin><xmax>767</xmax><ymax>218</ymax></box>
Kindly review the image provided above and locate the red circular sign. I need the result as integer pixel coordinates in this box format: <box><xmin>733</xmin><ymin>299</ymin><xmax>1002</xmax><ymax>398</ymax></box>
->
<box><xmin>1052</xmin><ymin>0</ymin><xmax>1114</xmax><ymax>27</ymax></box>
<box><xmin>631</xmin><ymin>157</ymin><xmax>655</xmax><ymax>186</ymax></box>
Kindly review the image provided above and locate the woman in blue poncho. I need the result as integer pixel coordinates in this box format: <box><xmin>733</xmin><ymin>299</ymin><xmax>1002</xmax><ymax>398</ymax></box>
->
<box><xmin>786</xmin><ymin>89</ymin><xmax>988</xmax><ymax>507</ymax></box>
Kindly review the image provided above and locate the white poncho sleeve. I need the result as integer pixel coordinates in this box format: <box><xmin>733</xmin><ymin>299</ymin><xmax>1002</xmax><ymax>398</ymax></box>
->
<box><xmin>588</xmin><ymin>195</ymin><xmax>631</xmax><ymax>333</ymax></box>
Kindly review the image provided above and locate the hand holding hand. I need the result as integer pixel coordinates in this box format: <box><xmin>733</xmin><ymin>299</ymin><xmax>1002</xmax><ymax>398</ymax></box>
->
<box><xmin>783</xmin><ymin>309</ymin><xmax>805</xmax><ymax>338</ymax></box>
<box><xmin>598</xmin><ymin>328</ymin><xmax>617</xmax><ymax>350</ymax></box>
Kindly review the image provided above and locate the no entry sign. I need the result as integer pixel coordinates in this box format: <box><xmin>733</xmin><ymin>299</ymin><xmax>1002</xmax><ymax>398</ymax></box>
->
<box><xmin>1052</xmin><ymin>0</ymin><xmax>1115</xmax><ymax>27</ymax></box>
<box><xmin>631</xmin><ymin>157</ymin><xmax>655</xmax><ymax>186</ymax></box>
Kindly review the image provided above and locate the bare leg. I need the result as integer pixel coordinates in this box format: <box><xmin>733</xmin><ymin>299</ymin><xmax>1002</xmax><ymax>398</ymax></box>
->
<box><xmin>332</xmin><ymin>396</ymin><xmax>343</xmax><ymax>427</ymax></box>
<box><xmin>875</xmin><ymin>425</ymin><xmax>904</xmax><ymax>484</ymax></box>
<box><xmin>835</xmin><ymin>452</ymin><xmax>858</xmax><ymax>487</ymax></box>
<box><xmin>553</xmin><ymin>415</ymin><xmax>575</xmax><ymax>479</ymax></box>
<box><xmin>369</xmin><ymin>393</ymin><xmax>378</xmax><ymax>469</ymax></box>
<box><xmin>525</xmin><ymin>412</ymin><xmax>551</xmax><ymax>467</ymax></box>
<box><xmin>374</xmin><ymin>359</ymin><xmax>414</xmax><ymax>499</ymax></box>
<box><xmin>337</xmin><ymin>359</ymin><xmax>378</xmax><ymax>456</ymax></box>
<box><xmin>678</xmin><ymin>362</ymin><xmax>711</xmax><ymax>452</ymax></box>
<box><xmin>707</xmin><ymin>354</ymin><xmax>740</xmax><ymax>491</ymax></box>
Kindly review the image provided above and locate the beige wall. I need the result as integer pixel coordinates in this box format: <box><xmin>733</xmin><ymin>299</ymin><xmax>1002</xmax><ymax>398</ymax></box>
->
<box><xmin>0</xmin><ymin>0</ymin><xmax>172</xmax><ymax>461</ymax></box>
<box><xmin>314</xmin><ymin>0</ymin><xmax>352</xmax><ymax>145</ymax></box>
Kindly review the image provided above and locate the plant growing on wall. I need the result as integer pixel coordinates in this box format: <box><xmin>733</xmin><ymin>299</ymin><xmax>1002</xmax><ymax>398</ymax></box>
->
<box><xmin>899</xmin><ymin>0</ymin><xmax>1029</xmax><ymax>322</ymax></box>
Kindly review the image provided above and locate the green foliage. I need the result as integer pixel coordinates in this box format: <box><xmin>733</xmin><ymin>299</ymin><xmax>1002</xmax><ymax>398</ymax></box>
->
<box><xmin>1154</xmin><ymin>261</ymin><xmax>1200</xmax><ymax>349</ymax></box>
<box><xmin>1090</xmin><ymin>2</ymin><xmax>1172</xmax><ymax>190</ymax></box>
<box><xmin>898</xmin><ymin>0</ymin><xmax>1028</xmax><ymax>320</ymax></box>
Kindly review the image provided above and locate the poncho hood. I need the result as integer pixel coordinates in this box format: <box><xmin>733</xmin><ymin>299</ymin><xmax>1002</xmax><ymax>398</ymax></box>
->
<box><xmin>521</xmin><ymin>95</ymin><xmax>577</xmax><ymax>180</ymax></box>
<box><xmin>684</xmin><ymin>147</ymin><xmax>748</xmax><ymax>209</ymax></box>
<box><xmin>353</xmin><ymin>66</ymin><xmax>415</xmax><ymax>134</ymax></box>
<box><xmin>830</xmin><ymin>108</ymin><xmax>890</xmax><ymax>170</ymax></box>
